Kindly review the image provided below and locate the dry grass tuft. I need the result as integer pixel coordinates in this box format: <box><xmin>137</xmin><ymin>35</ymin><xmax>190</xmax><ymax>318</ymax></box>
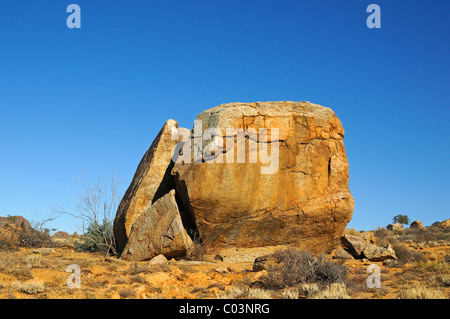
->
<box><xmin>12</xmin><ymin>281</ymin><xmax>45</xmax><ymax>295</ymax></box>
<box><xmin>398</xmin><ymin>285</ymin><xmax>446</xmax><ymax>299</ymax></box>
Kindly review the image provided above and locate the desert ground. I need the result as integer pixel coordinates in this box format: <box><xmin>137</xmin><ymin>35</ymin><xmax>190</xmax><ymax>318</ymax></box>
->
<box><xmin>0</xmin><ymin>221</ymin><xmax>448</xmax><ymax>300</ymax></box>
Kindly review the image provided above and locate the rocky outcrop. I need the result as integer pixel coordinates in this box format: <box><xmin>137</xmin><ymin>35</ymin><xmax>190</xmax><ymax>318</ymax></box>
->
<box><xmin>339</xmin><ymin>234</ymin><xmax>397</xmax><ymax>262</ymax></box>
<box><xmin>435</xmin><ymin>219</ymin><xmax>450</xmax><ymax>229</ymax></box>
<box><xmin>172</xmin><ymin>101</ymin><xmax>354</xmax><ymax>253</ymax></box>
<box><xmin>113</xmin><ymin>119</ymin><xmax>187</xmax><ymax>254</ymax></box>
<box><xmin>120</xmin><ymin>190</ymin><xmax>193</xmax><ymax>261</ymax></box>
<box><xmin>0</xmin><ymin>215</ymin><xmax>31</xmax><ymax>248</ymax></box>
<box><xmin>387</xmin><ymin>223</ymin><xmax>404</xmax><ymax>232</ymax></box>
<box><xmin>0</xmin><ymin>215</ymin><xmax>31</xmax><ymax>229</ymax></box>
<box><xmin>113</xmin><ymin>101</ymin><xmax>355</xmax><ymax>260</ymax></box>
<box><xmin>410</xmin><ymin>220</ymin><xmax>424</xmax><ymax>230</ymax></box>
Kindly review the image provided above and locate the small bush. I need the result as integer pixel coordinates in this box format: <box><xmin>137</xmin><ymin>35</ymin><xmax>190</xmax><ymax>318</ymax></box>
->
<box><xmin>74</xmin><ymin>220</ymin><xmax>115</xmax><ymax>254</ymax></box>
<box><xmin>25</xmin><ymin>255</ymin><xmax>42</xmax><ymax>268</ymax></box>
<box><xmin>248</xmin><ymin>288</ymin><xmax>272</xmax><ymax>299</ymax></box>
<box><xmin>282</xmin><ymin>287</ymin><xmax>299</xmax><ymax>299</ymax></box>
<box><xmin>398</xmin><ymin>285</ymin><xmax>446</xmax><ymax>299</ymax></box>
<box><xmin>414</xmin><ymin>261</ymin><xmax>450</xmax><ymax>274</ymax></box>
<box><xmin>216</xmin><ymin>286</ymin><xmax>249</xmax><ymax>299</ymax></box>
<box><xmin>186</xmin><ymin>237</ymin><xmax>206</xmax><ymax>261</ymax></box>
<box><xmin>300</xmin><ymin>283</ymin><xmax>320</xmax><ymax>298</ymax></box>
<box><xmin>392</xmin><ymin>244</ymin><xmax>425</xmax><ymax>266</ymax></box>
<box><xmin>127</xmin><ymin>263</ymin><xmax>150</xmax><ymax>275</ymax></box>
<box><xmin>260</xmin><ymin>248</ymin><xmax>348</xmax><ymax>289</ymax></box>
<box><xmin>18</xmin><ymin>227</ymin><xmax>52</xmax><ymax>248</ymax></box>
<box><xmin>12</xmin><ymin>281</ymin><xmax>45</xmax><ymax>295</ymax></box>
<box><xmin>118</xmin><ymin>289</ymin><xmax>135</xmax><ymax>299</ymax></box>
<box><xmin>436</xmin><ymin>275</ymin><xmax>450</xmax><ymax>287</ymax></box>
<box><xmin>8</xmin><ymin>267</ymin><xmax>33</xmax><ymax>281</ymax></box>
<box><xmin>310</xmin><ymin>283</ymin><xmax>351</xmax><ymax>299</ymax></box>
<box><xmin>344</xmin><ymin>228</ymin><xmax>362</xmax><ymax>237</ymax></box>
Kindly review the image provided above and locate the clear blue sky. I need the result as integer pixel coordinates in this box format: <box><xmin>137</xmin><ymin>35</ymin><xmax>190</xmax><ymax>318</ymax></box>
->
<box><xmin>0</xmin><ymin>1</ymin><xmax>448</xmax><ymax>233</ymax></box>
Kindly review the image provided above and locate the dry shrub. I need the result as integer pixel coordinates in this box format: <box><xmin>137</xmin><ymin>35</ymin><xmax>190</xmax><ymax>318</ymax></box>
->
<box><xmin>12</xmin><ymin>281</ymin><xmax>45</xmax><ymax>295</ymax></box>
<box><xmin>8</xmin><ymin>266</ymin><xmax>33</xmax><ymax>281</ymax></box>
<box><xmin>414</xmin><ymin>260</ymin><xmax>450</xmax><ymax>274</ymax></box>
<box><xmin>118</xmin><ymin>289</ymin><xmax>135</xmax><ymax>299</ymax></box>
<box><xmin>128</xmin><ymin>263</ymin><xmax>150</xmax><ymax>275</ymax></box>
<box><xmin>215</xmin><ymin>286</ymin><xmax>272</xmax><ymax>299</ymax></box>
<box><xmin>216</xmin><ymin>285</ymin><xmax>248</xmax><ymax>299</ymax></box>
<box><xmin>248</xmin><ymin>288</ymin><xmax>272</xmax><ymax>299</ymax></box>
<box><xmin>18</xmin><ymin>227</ymin><xmax>51</xmax><ymax>248</ymax></box>
<box><xmin>310</xmin><ymin>283</ymin><xmax>350</xmax><ymax>299</ymax></box>
<box><xmin>186</xmin><ymin>242</ymin><xmax>207</xmax><ymax>261</ymax></box>
<box><xmin>260</xmin><ymin>248</ymin><xmax>348</xmax><ymax>289</ymax></box>
<box><xmin>345</xmin><ymin>228</ymin><xmax>362</xmax><ymax>237</ymax></box>
<box><xmin>398</xmin><ymin>285</ymin><xmax>446</xmax><ymax>299</ymax></box>
<box><xmin>391</xmin><ymin>243</ymin><xmax>425</xmax><ymax>266</ymax></box>
<box><xmin>25</xmin><ymin>255</ymin><xmax>42</xmax><ymax>268</ymax></box>
<box><xmin>282</xmin><ymin>287</ymin><xmax>299</xmax><ymax>299</ymax></box>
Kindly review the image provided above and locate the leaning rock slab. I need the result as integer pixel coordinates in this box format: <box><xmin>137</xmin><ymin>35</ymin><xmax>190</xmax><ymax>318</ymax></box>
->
<box><xmin>341</xmin><ymin>235</ymin><xmax>367</xmax><ymax>257</ymax></box>
<box><xmin>120</xmin><ymin>190</ymin><xmax>193</xmax><ymax>261</ymax></box>
<box><xmin>114</xmin><ymin>119</ymin><xmax>185</xmax><ymax>254</ymax></box>
<box><xmin>172</xmin><ymin>101</ymin><xmax>354</xmax><ymax>254</ymax></box>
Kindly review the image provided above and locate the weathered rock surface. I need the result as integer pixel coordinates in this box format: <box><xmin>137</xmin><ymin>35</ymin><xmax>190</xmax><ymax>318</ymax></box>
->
<box><xmin>410</xmin><ymin>220</ymin><xmax>424</xmax><ymax>230</ymax></box>
<box><xmin>172</xmin><ymin>101</ymin><xmax>354</xmax><ymax>254</ymax></box>
<box><xmin>362</xmin><ymin>243</ymin><xmax>396</xmax><ymax>262</ymax></box>
<box><xmin>0</xmin><ymin>215</ymin><xmax>31</xmax><ymax>248</ymax></box>
<box><xmin>147</xmin><ymin>254</ymin><xmax>168</xmax><ymax>266</ymax></box>
<box><xmin>387</xmin><ymin>223</ymin><xmax>404</xmax><ymax>232</ymax></box>
<box><xmin>253</xmin><ymin>254</ymin><xmax>280</xmax><ymax>272</ymax></box>
<box><xmin>436</xmin><ymin>219</ymin><xmax>450</xmax><ymax>229</ymax></box>
<box><xmin>113</xmin><ymin>119</ymin><xmax>185</xmax><ymax>254</ymax></box>
<box><xmin>333</xmin><ymin>248</ymin><xmax>355</xmax><ymax>260</ymax></box>
<box><xmin>120</xmin><ymin>190</ymin><xmax>193</xmax><ymax>261</ymax></box>
<box><xmin>216</xmin><ymin>245</ymin><xmax>289</xmax><ymax>263</ymax></box>
<box><xmin>341</xmin><ymin>235</ymin><xmax>367</xmax><ymax>257</ymax></box>
<box><xmin>0</xmin><ymin>215</ymin><xmax>31</xmax><ymax>229</ymax></box>
<box><xmin>340</xmin><ymin>234</ymin><xmax>397</xmax><ymax>261</ymax></box>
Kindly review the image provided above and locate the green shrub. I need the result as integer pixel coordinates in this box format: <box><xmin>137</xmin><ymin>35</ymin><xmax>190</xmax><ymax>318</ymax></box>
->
<box><xmin>393</xmin><ymin>214</ymin><xmax>410</xmax><ymax>225</ymax></box>
<box><xmin>74</xmin><ymin>220</ymin><xmax>115</xmax><ymax>254</ymax></box>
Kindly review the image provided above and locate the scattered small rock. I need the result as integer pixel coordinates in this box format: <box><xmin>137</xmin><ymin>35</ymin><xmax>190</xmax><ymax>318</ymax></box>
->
<box><xmin>147</xmin><ymin>254</ymin><xmax>168</xmax><ymax>266</ymax></box>
<box><xmin>214</xmin><ymin>267</ymin><xmax>231</xmax><ymax>274</ymax></box>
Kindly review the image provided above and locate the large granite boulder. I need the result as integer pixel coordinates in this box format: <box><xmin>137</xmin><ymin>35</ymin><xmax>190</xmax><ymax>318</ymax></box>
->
<box><xmin>172</xmin><ymin>101</ymin><xmax>354</xmax><ymax>253</ymax></box>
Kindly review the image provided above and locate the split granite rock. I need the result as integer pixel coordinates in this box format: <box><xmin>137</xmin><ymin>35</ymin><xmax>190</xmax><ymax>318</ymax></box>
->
<box><xmin>172</xmin><ymin>101</ymin><xmax>354</xmax><ymax>254</ymax></box>
<box><xmin>113</xmin><ymin>119</ymin><xmax>187</xmax><ymax>254</ymax></box>
<box><xmin>114</xmin><ymin>101</ymin><xmax>355</xmax><ymax>260</ymax></box>
<box><xmin>120</xmin><ymin>190</ymin><xmax>193</xmax><ymax>261</ymax></box>
<box><xmin>340</xmin><ymin>234</ymin><xmax>397</xmax><ymax>262</ymax></box>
